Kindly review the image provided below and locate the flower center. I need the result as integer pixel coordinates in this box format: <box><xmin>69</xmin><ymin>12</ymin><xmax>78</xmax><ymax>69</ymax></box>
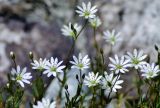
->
<box><xmin>110</xmin><ymin>36</ymin><xmax>115</xmax><ymax>42</ymax></box>
<box><xmin>16</xmin><ymin>75</ymin><xmax>22</xmax><ymax>81</ymax></box>
<box><xmin>116</xmin><ymin>64</ymin><xmax>122</xmax><ymax>69</ymax></box>
<box><xmin>91</xmin><ymin>80</ymin><xmax>96</xmax><ymax>85</ymax></box>
<box><xmin>70</xmin><ymin>31</ymin><xmax>76</xmax><ymax>37</ymax></box>
<box><xmin>148</xmin><ymin>71</ymin><xmax>153</xmax><ymax>77</ymax></box>
<box><xmin>78</xmin><ymin>63</ymin><xmax>84</xmax><ymax>68</ymax></box>
<box><xmin>50</xmin><ymin>67</ymin><xmax>57</xmax><ymax>72</ymax></box>
<box><xmin>132</xmin><ymin>58</ymin><xmax>139</xmax><ymax>64</ymax></box>
<box><xmin>38</xmin><ymin>66</ymin><xmax>44</xmax><ymax>71</ymax></box>
<box><xmin>84</xmin><ymin>11</ymin><xmax>90</xmax><ymax>16</ymax></box>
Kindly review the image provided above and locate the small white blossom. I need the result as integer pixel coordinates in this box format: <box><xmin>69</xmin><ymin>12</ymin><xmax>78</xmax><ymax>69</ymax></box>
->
<box><xmin>33</xmin><ymin>98</ymin><xmax>56</xmax><ymax>108</ymax></box>
<box><xmin>61</xmin><ymin>23</ymin><xmax>81</xmax><ymax>37</ymax></box>
<box><xmin>141</xmin><ymin>63</ymin><xmax>160</xmax><ymax>79</ymax></box>
<box><xmin>70</xmin><ymin>53</ymin><xmax>90</xmax><ymax>71</ymax></box>
<box><xmin>103</xmin><ymin>30</ymin><xmax>122</xmax><ymax>45</ymax></box>
<box><xmin>125</xmin><ymin>49</ymin><xmax>147</xmax><ymax>69</ymax></box>
<box><xmin>101</xmin><ymin>72</ymin><xmax>123</xmax><ymax>92</ymax></box>
<box><xmin>11</xmin><ymin>66</ymin><xmax>32</xmax><ymax>88</ymax></box>
<box><xmin>109</xmin><ymin>55</ymin><xmax>131</xmax><ymax>74</ymax></box>
<box><xmin>89</xmin><ymin>16</ymin><xmax>101</xmax><ymax>28</ymax></box>
<box><xmin>43</xmin><ymin>57</ymin><xmax>66</xmax><ymax>77</ymax></box>
<box><xmin>76</xmin><ymin>2</ymin><xmax>97</xmax><ymax>19</ymax></box>
<box><xmin>84</xmin><ymin>72</ymin><xmax>102</xmax><ymax>87</ymax></box>
<box><xmin>31</xmin><ymin>58</ymin><xmax>48</xmax><ymax>70</ymax></box>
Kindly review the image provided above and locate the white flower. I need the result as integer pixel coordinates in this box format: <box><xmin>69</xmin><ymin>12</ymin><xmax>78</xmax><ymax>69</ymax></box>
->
<box><xmin>61</xmin><ymin>23</ymin><xmax>81</xmax><ymax>37</ymax></box>
<box><xmin>103</xmin><ymin>30</ymin><xmax>122</xmax><ymax>45</ymax></box>
<box><xmin>33</xmin><ymin>98</ymin><xmax>56</xmax><ymax>108</ymax></box>
<box><xmin>31</xmin><ymin>58</ymin><xmax>48</xmax><ymax>70</ymax></box>
<box><xmin>141</xmin><ymin>63</ymin><xmax>160</xmax><ymax>79</ymax></box>
<box><xmin>101</xmin><ymin>72</ymin><xmax>123</xmax><ymax>92</ymax></box>
<box><xmin>43</xmin><ymin>57</ymin><xmax>66</xmax><ymax>77</ymax></box>
<box><xmin>109</xmin><ymin>55</ymin><xmax>131</xmax><ymax>74</ymax></box>
<box><xmin>76</xmin><ymin>2</ymin><xmax>97</xmax><ymax>19</ymax></box>
<box><xmin>125</xmin><ymin>49</ymin><xmax>147</xmax><ymax>69</ymax></box>
<box><xmin>11</xmin><ymin>66</ymin><xmax>32</xmax><ymax>88</ymax></box>
<box><xmin>84</xmin><ymin>72</ymin><xmax>102</xmax><ymax>87</ymax></box>
<box><xmin>70</xmin><ymin>53</ymin><xmax>90</xmax><ymax>71</ymax></box>
<box><xmin>89</xmin><ymin>16</ymin><xmax>101</xmax><ymax>28</ymax></box>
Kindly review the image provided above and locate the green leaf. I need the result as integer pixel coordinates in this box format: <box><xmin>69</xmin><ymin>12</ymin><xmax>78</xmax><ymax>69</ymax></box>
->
<box><xmin>32</xmin><ymin>77</ymin><xmax>44</xmax><ymax>101</ymax></box>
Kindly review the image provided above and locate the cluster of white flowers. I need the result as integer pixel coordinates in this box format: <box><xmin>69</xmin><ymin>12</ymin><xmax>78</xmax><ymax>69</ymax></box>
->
<box><xmin>108</xmin><ymin>49</ymin><xmax>160</xmax><ymax>79</ymax></box>
<box><xmin>84</xmin><ymin>71</ymin><xmax>123</xmax><ymax>93</ymax></box>
<box><xmin>60</xmin><ymin>1</ymin><xmax>160</xmax><ymax>95</ymax></box>
<box><xmin>31</xmin><ymin>57</ymin><xmax>66</xmax><ymax>77</ymax></box>
<box><xmin>33</xmin><ymin>98</ymin><xmax>56</xmax><ymax>108</ymax></box>
<box><xmin>61</xmin><ymin>2</ymin><xmax>102</xmax><ymax>38</ymax></box>
<box><xmin>101</xmin><ymin>72</ymin><xmax>123</xmax><ymax>92</ymax></box>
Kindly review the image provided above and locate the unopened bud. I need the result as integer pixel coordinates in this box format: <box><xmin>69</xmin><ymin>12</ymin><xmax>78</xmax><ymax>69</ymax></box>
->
<box><xmin>100</xmin><ymin>48</ymin><xmax>103</xmax><ymax>54</ymax></box>
<box><xmin>76</xmin><ymin>74</ymin><xmax>79</xmax><ymax>80</ymax></box>
<box><xmin>29</xmin><ymin>51</ymin><xmax>34</xmax><ymax>59</ymax></box>
<box><xmin>10</xmin><ymin>51</ymin><xmax>15</xmax><ymax>59</ymax></box>
<box><xmin>155</xmin><ymin>45</ymin><xmax>159</xmax><ymax>51</ymax></box>
<box><xmin>82</xmin><ymin>74</ymin><xmax>85</xmax><ymax>79</ymax></box>
<box><xmin>65</xmin><ymin>84</ymin><xmax>68</xmax><ymax>90</ymax></box>
<box><xmin>7</xmin><ymin>83</ymin><xmax>10</xmax><ymax>88</ymax></box>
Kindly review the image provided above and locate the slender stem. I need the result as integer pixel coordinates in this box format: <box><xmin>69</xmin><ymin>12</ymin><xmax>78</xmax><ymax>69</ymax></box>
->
<box><xmin>64</xmin><ymin>20</ymin><xmax>88</xmax><ymax>66</ymax></box>
<box><xmin>107</xmin><ymin>73</ymin><xmax>120</xmax><ymax>99</ymax></box>
<box><xmin>13</xmin><ymin>59</ymin><xmax>17</xmax><ymax>69</ymax></box>
<box><xmin>76</xmin><ymin>20</ymin><xmax>88</xmax><ymax>39</ymax></box>
<box><xmin>136</xmin><ymin>69</ymin><xmax>142</xmax><ymax>97</ymax></box>
<box><xmin>91</xmin><ymin>87</ymin><xmax>96</xmax><ymax>108</ymax></box>
<box><xmin>64</xmin><ymin>39</ymin><xmax>76</xmax><ymax>65</ymax></box>
<box><xmin>101</xmin><ymin>51</ymin><xmax>105</xmax><ymax>72</ymax></box>
<box><xmin>59</xmin><ymin>20</ymin><xmax>88</xmax><ymax>102</ymax></box>
<box><xmin>57</xmin><ymin>75</ymin><xmax>63</xmax><ymax>83</ymax></box>
<box><xmin>136</xmin><ymin>69</ymin><xmax>141</xmax><ymax>81</ymax></box>
<box><xmin>93</xmin><ymin>27</ymin><xmax>99</xmax><ymax>53</ymax></box>
<box><xmin>79</xmin><ymin>69</ymin><xmax>82</xmax><ymax>84</ymax></box>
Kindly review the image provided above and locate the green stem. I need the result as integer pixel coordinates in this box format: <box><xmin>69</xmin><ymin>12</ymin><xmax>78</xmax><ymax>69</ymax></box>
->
<box><xmin>107</xmin><ymin>73</ymin><xmax>120</xmax><ymax>99</ymax></box>
<box><xmin>75</xmin><ymin>20</ymin><xmax>88</xmax><ymax>39</ymax></box>
<box><xmin>91</xmin><ymin>87</ymin><xmax>96</xmax><ymax>108</ymax></box>
<box><xmin>79</xmin><ymin>69</ymin><xmax>82</xmax><ymax>84</ymax></box>
<box><xmin>60</xmin><ymin>20</ymin><xmax>88</xmax><ymax>103</ymax></box>
<box><xmin>93</xmin><ymin>27</ymin><xmax>99</xmax><ymax>53</ymax></box>
<box><xmin>136</xmin><ymin>69</ymin><xmax>142</xmax><ymax>97</ymax></box>
<box><xmin>101</xmin><ymin>51</ymin><xmax>105</xmax><ymax>72</ymax></box>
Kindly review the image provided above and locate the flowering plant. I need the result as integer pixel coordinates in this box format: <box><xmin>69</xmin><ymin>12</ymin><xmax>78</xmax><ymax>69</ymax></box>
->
<box><xmin>0</xmin><ymin>1</ymin><xmax>160</xmax><ymax>108</ymax></box>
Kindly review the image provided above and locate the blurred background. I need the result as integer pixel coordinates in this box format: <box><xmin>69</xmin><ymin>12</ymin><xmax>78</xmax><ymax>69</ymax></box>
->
<box><xmin>0</xmin><ymin>0</ymin><xmax>160</xmax><ymax>107</ymax></box>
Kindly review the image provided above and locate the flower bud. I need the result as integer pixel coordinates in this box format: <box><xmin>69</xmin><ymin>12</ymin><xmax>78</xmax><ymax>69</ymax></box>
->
<box><xmin>10</xmin><ymin>51</ymin><xmax>15</xmax><ymax>59</ymax></box>
<box><xmin>82</xmin><ymin>74</ymin><xmax>85</xmax><ymax>79</ymax></box>
<box><xmin>7</xmin><ymin>83</ymin><xmax>10</xmax><ymax>88</ymax></box>
<box><xmin>65</xmin><ymin>84</ymin><xmax>68</xmax><ymax>90</ymax></box>
<box><xmin>155</xmin><ymin>45</ymin><xmax>159</xmax><ymax>51</ymax></box>
<box><xmin>100</xmin><ymin>48</ymin><xmax>103</xmax><ymax>54</ymax></box>
<box><xmin>76</xmin><ymin>74</ymin><xmax>79</xmax><ymax>80</ymax></box>
<box><xmin>29</xmin><ymin>51</ymin><xmax>34</xmax><ymax>59</ymax></box>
